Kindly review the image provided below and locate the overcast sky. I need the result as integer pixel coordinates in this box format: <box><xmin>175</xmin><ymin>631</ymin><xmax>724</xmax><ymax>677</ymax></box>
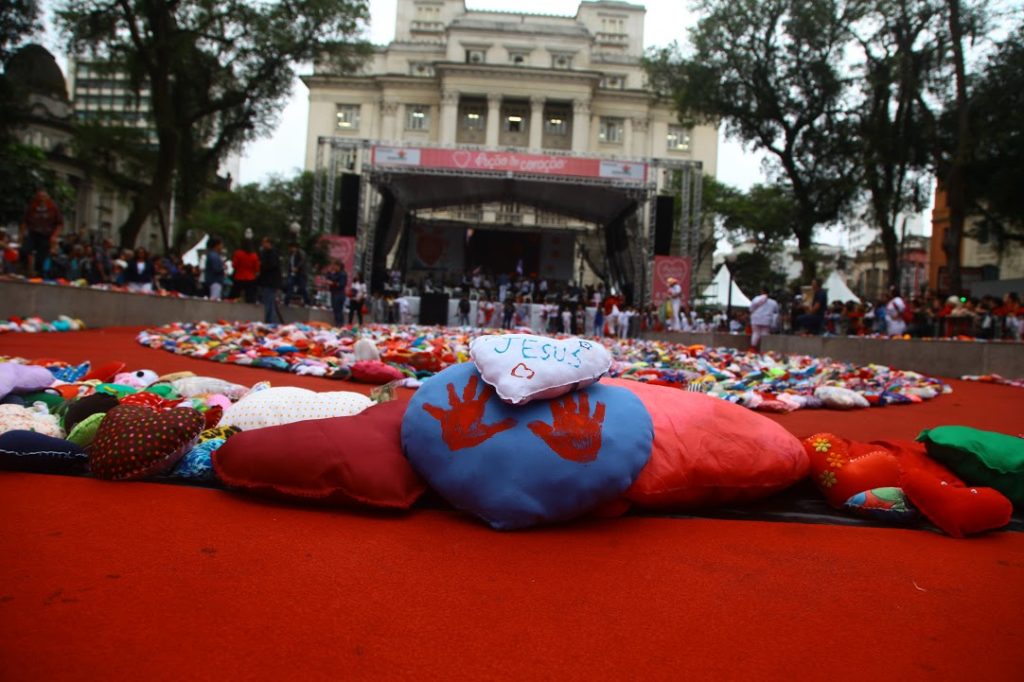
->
<box><xmin>236</xmin><ymin>0</ymin><xmax>769</xmax><ymax>194</ymax></box>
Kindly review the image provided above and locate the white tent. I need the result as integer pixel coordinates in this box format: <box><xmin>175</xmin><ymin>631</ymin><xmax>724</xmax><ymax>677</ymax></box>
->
<box><xmin>700</xmin><ymin>266</ymin><xmax>752</xmax><ymax>308</ymax></box>
<box><xmin>182</xmin><ymin>234</ymin><xmax>208</xmax><ymax>268</ymax></box>
<box><xmin>824</xmin><ymin>271</ymin><xmax>860</xmax><ymax>304</ymax></box>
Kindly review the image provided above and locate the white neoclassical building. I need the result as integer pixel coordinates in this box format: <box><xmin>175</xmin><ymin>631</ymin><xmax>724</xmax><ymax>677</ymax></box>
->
<box><xmin>301</xmin><ymin>0</ymin><xmax>718</xmax><ymax>297</ymax></box>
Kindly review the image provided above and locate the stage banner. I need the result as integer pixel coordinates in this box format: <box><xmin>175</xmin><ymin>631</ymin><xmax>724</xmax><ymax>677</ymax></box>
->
<box><xmin>652</xmin><ymin>255</ymin><xmax>692</xmax><ymax>307</ymax></box>
<box><xmin>538</xmin><ymin>233</ymin><xmax>575</xmax><ymax>282</ymax></box>
<box><xmin>372</xmin><ymin>146</ymin><xmax>647</xmax><ymax>184</ymax></box>
<box><xmin>407</xmin><ymin>223</ymin><xmax>464</xmax><ymax>273</ymax></box>
<box><xmin>318</xmin><ymin>235</ymin><xmax>356</xmax><ymax>275</ymax></box>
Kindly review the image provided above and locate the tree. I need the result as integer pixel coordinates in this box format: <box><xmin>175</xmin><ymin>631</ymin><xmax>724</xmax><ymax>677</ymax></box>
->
<box><xmin>852</xmin><ymin>0</ymin><xmax>944</xmax><ymax>291</ymax></box>
<box><xmin>714</xmin><ymin>182</ymin><xmax>795</xmax><ymax>294</ymax></box>
<box><xmin>0</xmin><ymin>1</ymin><xmax>38</xmax><ymax>61</ymax></box>
<box><xmin>646</xmin><ymin>0</ymin><xmax>862</xmax><ymax>282</ymax></box>
<box><xmin>55</xmin><ymin>0</ymin><xmax>370</xmax><ymax>248</ymax></box>
<box><xmin>961</xmin><ymin>22</ymin><xmax>1024</xmax><ymax>250</ymax></box>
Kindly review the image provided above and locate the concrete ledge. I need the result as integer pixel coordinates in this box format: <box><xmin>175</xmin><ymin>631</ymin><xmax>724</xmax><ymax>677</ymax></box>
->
<box><xmin>642</xmin><ymin>330</ymin><xmax>1023</xmax><ymax>379</ymax></box>
<box><xmin>0</xmin><ymin>279</ymin><xmax>333</xmax><ymax>328</ymax></box>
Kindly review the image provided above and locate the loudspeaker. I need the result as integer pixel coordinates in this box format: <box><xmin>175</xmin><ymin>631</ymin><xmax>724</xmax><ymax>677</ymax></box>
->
<box><xmin>336</xmin><ymin>173</ymin><xmax>360</xmax><ymax>236</ymax></box>
<box><xmin>419</xmin><ymin>292</ymin><xmax>450</xmax><ymax>326</ymax></box>
<box><xmin>654</xmin><ymin>195</ymin><xmax>675</xmax><ymax>256</ymax></box>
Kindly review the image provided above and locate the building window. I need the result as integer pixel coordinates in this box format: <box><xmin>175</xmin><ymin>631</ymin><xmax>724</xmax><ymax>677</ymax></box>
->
<box><xmin>406</xmin><ymin>104</ymin><xmax>430</xmax><ymax>131</ymax></box>
<box><xmin>600</xmin><ymin>16</ymin><xmax>626</xmax><ymax>34</ymax></box>
<box><xmin>335</xmin><ymin>104</ymin><xmax>360</xmax><ymax>131</ymax></box>
<box><xmin>544</xmin><ymin>114</ymin><xmax>567</xmax><ymax>136</ymax></box>
<box><xmin>503</xmin><ymin>108</ymin><xmax>526</xmax><ymax>133</ymax></box>
<box><xmin>463</xmin><ymin>106</ymin><xmax>484</xmax><ymax>131</ymax></box>
<box><xmin>599</xmin><ymin>117</ymin><xmax>624</xmax><ymax>143</ymax></box>
<box><xmin>409</xmin><ymin>62</ymin><xmax>434</xmax><ymax>76</ymax></box>
<box><xmin>509</xmin><ymin>50</ymin><xmax>529</xmax><ymax>66</ymax></box>
<box><xmin>667</xmin><ymin>125</ymin><xmax>691</xmax><ymax>151</ymax></box>
<box><xmin>551</xmin><ymin>54</ymin><xmax>573</xmax><ymax>69</ymax></box>
<box><xmin>465</xmin><ymin>49</ymin><xmax>486</xmax><ymax>64</ymax></box>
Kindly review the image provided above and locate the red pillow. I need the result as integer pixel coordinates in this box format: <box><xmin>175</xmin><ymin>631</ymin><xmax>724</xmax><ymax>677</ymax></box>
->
<box><xmin>803</xmin><ymin>433</ymin><xmax>901</xmax><ymax>508</ymax></box>
<box><xmin>612</xmin><ymin>379</ymin><xmax>809</xmax><ymax>509</ymax></box>
<box><xmin>212</xmin><ymin>399</ymin><xmax>426</xmax><ymax>509</ymax></box>
<box><xmin>350</xmin><ymin>361</ymin><xmax>405</xmax><ymax>385</ymax></box>
<box><xmin>900</xmin><ymin>469</ymin><xmax>1012</xmax><ymax>538</ymax></box>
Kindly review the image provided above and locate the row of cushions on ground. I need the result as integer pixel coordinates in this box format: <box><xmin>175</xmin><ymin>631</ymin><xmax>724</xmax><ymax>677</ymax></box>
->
<box><xmin>802</xmin><ymin>432</ymin><xmax>1019</xmax><ymax>537</ymax></box>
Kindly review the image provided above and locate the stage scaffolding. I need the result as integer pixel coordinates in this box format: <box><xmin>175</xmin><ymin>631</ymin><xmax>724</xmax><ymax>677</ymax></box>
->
<box><xmin>310</xmin><ymin>137</ymin><xmax>703</xmax><ymax>304</ymax></box>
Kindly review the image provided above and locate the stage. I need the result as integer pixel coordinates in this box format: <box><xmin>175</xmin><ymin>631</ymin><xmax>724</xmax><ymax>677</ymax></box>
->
<box><xmin>1</xmin><ymin>327</ymin><xmax>1023</xmax><ymax>680</ymax></box>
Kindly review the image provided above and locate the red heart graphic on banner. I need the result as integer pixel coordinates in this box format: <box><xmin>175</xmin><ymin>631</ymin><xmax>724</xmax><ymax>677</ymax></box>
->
<box><xmin>510</xmin><ymin>362</ymin><xmax>536</xmax><ymax>379</ymax></box>
<box><xmin>416</xmin><ymin>227</ymin><xmax>447</xmax><ymax>266</ymax></box>
<box><xmin>452</xmin><ymin>150</ymin><xmax>472</xmax><ymax>168</ymax></box>
<box><xmin>656</xmin><ymin>258</ymin><xmax>689</xmax><ymax>285</ymax></box>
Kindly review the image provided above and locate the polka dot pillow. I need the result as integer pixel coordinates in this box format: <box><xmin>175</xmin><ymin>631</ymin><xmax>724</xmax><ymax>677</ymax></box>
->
<box><xmin>88</xmin><ymin>405</ymin><xmax>205</xmax><ymax>480</ymax></box>
<box><xmin>221</xmin><ymin>387</ymin><xmax>373</xmax><ymax>431</ymax></box>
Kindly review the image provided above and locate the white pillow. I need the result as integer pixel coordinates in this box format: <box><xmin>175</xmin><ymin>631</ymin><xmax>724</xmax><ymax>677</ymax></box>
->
<box><xmin>221</xmin><ymin>387</ymin><xmax>373</xmax><ymax>430</ymax></box>
<box><xmin>469</xmin><ymin>334</ymin><xmax>612</xmax><ymax>405</ymax></box>
<box><xmin>814</xmin><ymin>386</ymin><xmax>870</xmax><ymax>410</ymax></box>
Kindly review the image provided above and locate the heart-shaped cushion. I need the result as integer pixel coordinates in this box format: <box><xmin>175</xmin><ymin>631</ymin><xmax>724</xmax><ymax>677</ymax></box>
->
<box><xmin>167</xmin><ymin>438</ymin><xmax>225</xmax><ymax>483</ymax></box>
<box><xmin>402</xmin><ymin>362</ymin><xmax>652</xmax><ymax>529</ymax></box>
<box><xmin>0</xmin><ymin>362</ymin><xmax>55</xmax><ymax>400</ymax></box>
<box><xmin>199</xmin><ymin>425</ymin><xmax>241</xmax><ymax>443</ymax></box>
<box><xmin>900</xmin><ymin>469</ymin><xmax>1013</xmax><ymax>538</ymax></box>
<box><xmin>88</xmin><ymin>405</ymin><xmax>205</xmax><ymax>480</ymax></box>
<box><xmin>82</xmin><ymin>361</ymin><xmax>126</xmax><ymax>383</ymax></box>
<box><xmin>171</xmin><ymin>376</ymin><xmax>249</xmax><ymax>400</ymax></box>
<box><xmin>917</xmin><ymin>426</ymin><xmax>1024</xmax><ymax>506</ymax></box>
<box><xmin>221</xmin><ymin>386</ymin><xmax>372</xmax><ymax>431</ymax></box>
<box><xmin>803</xmin><ymin>433</ymin><xmax>901</xmax><ymax>508</ymax></box>
<box><xmin>119</xmin><ymin>391</ymin><xmax>182</xmax><ymax>410</ymax></box>
<box><xmin>843</xmin><ymin>487</ymin><xmax>918</xmax><ymax>522</ymax></box>
<box><xmin>0</xmin><ymin>430</ymin><xmax>88</xmax><ymax>473</ymax></box>
<box><xmin>0</xmin><ymin>404</ymin><xmax>63</xmax><ymax>438</ymax></box>
<box><xmin>350</xmin><ymin>360</ymin><xmax>405</xmax><ymax>384</ymax></box>
<box><xmin>617</xmin><ymin>379</ymin><xmax>808</xmax><ymax>509</ymax></box>
<box><xmin>214</xmin><ymin>400</ymin><xmax>425</xmax><ymax>509</ymax></box>
<box><xmin>66</xmin><ymin>412</ymin><xmax>106</xmax><ymax>447</ymax></box>
<box><xmin>470</xmin><ymin>334</ymin><xmax>612</xmax><ymax>405</ymax></box>
<box><xmin>814</xmin><ymin>386</ymin><xmax>870</xmax><ymax>410</ymax></box>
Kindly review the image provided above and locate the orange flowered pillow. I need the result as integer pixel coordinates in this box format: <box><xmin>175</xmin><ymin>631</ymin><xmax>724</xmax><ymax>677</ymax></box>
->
<box><xmin>803</xmin><ymin>433</ymin><xmax>901</xmax><ymax>508</ymax></box>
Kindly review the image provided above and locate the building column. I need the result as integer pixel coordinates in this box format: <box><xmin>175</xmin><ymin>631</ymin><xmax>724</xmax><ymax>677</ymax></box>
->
<box><xmin>485</xmin><ymin>93</ymin><xmax>501</xmax><ymax>147</ymax></box>
<box><xmin>440</xmin><ymin>89</ymin><xmax>459</xmax><ymax>144</ymax></box>
<box><xmin>571</xmin><ymin>99</ymin><xmax>591</xmax><ymax>152</ymax></box>
<box><xmin>529</xmin><ymin>96</ymin><xmax>544</xmax><ymax>150</ymax></box>
<box><xmin>380</xmin><ymin>99</ymin><xmax>399</xmax><ymax>142</ymax></box>
<box><xmin>630</xmin><ymin>116</ymin><xmax>650</xmax><ymax>156</ymax></box>
<box><xmin>622</xmin><ymin>117</ymin><xmax>633</xmax><ymax>156</ymax></box>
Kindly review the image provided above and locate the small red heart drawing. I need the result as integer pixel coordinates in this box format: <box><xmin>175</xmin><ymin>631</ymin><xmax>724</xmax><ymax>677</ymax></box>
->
<box><xmin>510</xmin><ymin>362</ymin><xmax>536</xmax><ymax>380</ymax></box>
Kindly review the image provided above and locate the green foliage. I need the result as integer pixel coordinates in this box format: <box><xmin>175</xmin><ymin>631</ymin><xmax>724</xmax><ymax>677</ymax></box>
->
<box><xmin>54</xmin><ymin>0</ymin><xmax>371</xmax><ymax>247</ymax></box>
<box><xmin>0</xmin><ymin>141</ymin><xmax>46</xmax><ymax>224</ymax></box>
<box><xmin>730</xmin><ymin>251</ymin><xmax>787</xmax><ymax>298</ymax></box>
<box><xmin>0</xmin><ymin>1</ymin><xmax>39</xmax><ymax>61</ymax></box>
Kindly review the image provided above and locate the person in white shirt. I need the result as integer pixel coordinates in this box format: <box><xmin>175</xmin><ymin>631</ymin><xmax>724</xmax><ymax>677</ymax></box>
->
<box><xmin>749</xmin><ymin>286</ymin><xmax>780</xmax><ymax>351</ymax></box>
<box><xmin>885</xmin><ymin>288</ymin><xmax>907</xmax><ymax>336</ymax></box>
<box><xmin>666</xmin><ymin>277</ymin><xmax>684</xmax><ymax>330</ymax></box>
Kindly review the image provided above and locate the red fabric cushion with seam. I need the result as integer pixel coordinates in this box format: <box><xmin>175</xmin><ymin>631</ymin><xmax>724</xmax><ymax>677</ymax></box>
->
<box><xmin>212</xmin><ymin>399</ymin><xmax>425</xmax><ymax>509</ymax></box>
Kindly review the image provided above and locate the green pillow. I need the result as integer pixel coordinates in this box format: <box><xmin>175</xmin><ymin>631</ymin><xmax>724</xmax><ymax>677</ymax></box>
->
<box><xmin>918</xmin><ymin>426</ymin><xmax>1024</xmax><ymax>506</ymax></box>
<box><xmin>20</xmin><ymin>390</ymin><xmax>66</xmax><ymax>412</ymax></box>
<box><xmin>67</xmin><ymin>412</ymin><xmax>106</xmax><ymax>447</ymax></box>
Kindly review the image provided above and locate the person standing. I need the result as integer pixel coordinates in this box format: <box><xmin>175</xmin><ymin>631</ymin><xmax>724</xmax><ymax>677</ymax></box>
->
<box><xmin>457</xmin><ymin>293</ymin><xmax>471</xmax><ymax>326</ymax></box>
<box><xmin>19</xmin><ymin>189</ymin><xmax>64</xmax><ymax>277</ymax></box>
<box><xmin>122</xmin><ymin>247</ymin><xmax>156</xmax><ymax>293</ymax></box>
<box><xmin>325</xmin><ymin>260</ymin><xmax>348</xmax><ymax>327</ymax></box>
<box><xmin>666</xmin><ymin>277</ymin><xmax>684</xmax><ymax>331</ymax></box>
<box><xmin>749</xmin><ymin>285</ymin><xmax>780</xmax><ymax>351</ymax></box>
<box><xmin>204</xmin><ymin>237</ymin><xmax>225</xmax><ymax>300</ymax></box>
<box><xmin>231</xmin><ymin>238</ymin><xmax>260</xmax><ymax>303</ymax></box>
<box><xmin>348</xmin><ymin>274</ymin><xmax>366</xmax><ymax>325</ymax></box>
<box><xmin>885</xmin><ymin>287</ymin><xmax>907</xmax><ymax>336</ymax></box>
<box><xmin>284</xmin><ymin>242</ymin><xmax>310</xmax><ymax>306</ymax></box>
<box><xmin>257</xmin><ymin>237</ymin><xmax>282</xmax><ymax>323</ymax></box>
<box><xmin>795</xmin><ymin>278</ymin><xmax>828</xmax><ymax>334</ymax></box>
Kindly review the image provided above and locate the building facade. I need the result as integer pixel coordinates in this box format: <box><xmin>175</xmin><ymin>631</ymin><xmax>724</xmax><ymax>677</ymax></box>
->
<box><xmin>302</xmin><ymin>0</ymin><xmax>718</xmax><ymax>285</ymax></box>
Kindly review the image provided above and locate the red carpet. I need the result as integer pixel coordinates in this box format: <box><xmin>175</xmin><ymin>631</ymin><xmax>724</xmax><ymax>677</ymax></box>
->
<box><xmin>2</xmin><ymin>328</ymin><xmax>1024</xmax><ymax>680</ymax></box>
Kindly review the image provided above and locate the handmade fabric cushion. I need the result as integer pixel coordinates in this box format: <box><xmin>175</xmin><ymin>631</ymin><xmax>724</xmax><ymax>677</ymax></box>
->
<box><xmin>843</xmin><ymin>487</ymin><xmax>918</xmax><ymax>522</ymax></box>
<box><xmin>814</xmin><ymin>386</ymin><xmax>870</xmax><ymax>410</ymax></box>
<box><xmin>66</xmin><ymin>412</ymin><xmax>106</xmax><ymax>447</ymax></box>
<box><xmin>214</xmin><ymin>400</ymin><xmax>425</xmax><ymax>509</ymax></box>
<box><xmin>803</xmin><ymin>433</ymin><xmax>901</xmax><ymax>508</ymax></box>
<box><xmin>171</xmin><ymin>376</ymin><xmax>249</xmax><ymax>400</ymax></box>
<box><xmin>0</xmin><ymin>362</ymin><xmax>55</xmax><ymax>400</ymax></box>
<box><xmin>917</xmin><ymin>426</ymin><xmax>1024</xmax><ymax>506</ymax></box>
<box><xmin>113</xmin><ymin>369</ymin><xmax>159</xmax><ymax>388</ymax></box>
<box><xmin>62</xmin><ymin>392</ymin><xmax>119</xmax><ymax>433</ymax></box>
<box><xmin>900</xmin><ymin>469</ymin><xmax>1012</xmax><ymax>538</ymax></box>
<box><xmin>615</xmin><ymin>379</ymin><xmax>807</xmax><ymax>509</ymax></box>
<box><xmin>17</xmin><ymin>390</ymin><xmax>65</xmax><ymax>412</ymax></box>
<box><xmin>221</xmin><ymin>386</ymin><xmax>372</xmax><ymax>430</ymax></box>
<box><xmin>50</xmin><ymin>361</ymin><xmax>91</xmax><ymax>383</ymax></box>
<box><xmin>470</xmin><ymin>334</ymin><xmax>612</xmax><ymax>406</ymax></box>
<box><xmin>402</xmin><ymin>362</ymin><xmax>652</xmax><ymax>529</ymax></box>
<box><xmin>169</xmin><ymin>438</ymin><xmax>225</xmax><ymax>482</ymax></box>
<box><xmin>199</xmin><ymin>425</ymin><xmax>241</xmax><ymax>443</ymax></box>
<box><xmin>0</xmin><ymin>430</ymin><xmax>88</xmax><ymax>473</ymax></box>
<box><xmin>350</xmin><ymin>360</ymin><xmax>405</xmax><ymax>384</ymax></box>
<box><xmin>353</xmin><ymin>338</ymin><xmax>381</xmax><ymax>361</ymax></box>
<box><xmin>0</xmin><ymin>404</ymin><xmax>63</xmax><ymax>438</ymax></box>
<box><xmin>82</xmin><ymin>361</ymin><xmax>126</xmax><ymax>383</ymax></box>
<box><xmin>88</xmin><ymin>405</ymin><xmax>205</xmax><ymax>481</ymax></box>
<box><xmin>119</xmin><ymin>391</ymin><xmax>182</xmax><ymax>410</ymax></box>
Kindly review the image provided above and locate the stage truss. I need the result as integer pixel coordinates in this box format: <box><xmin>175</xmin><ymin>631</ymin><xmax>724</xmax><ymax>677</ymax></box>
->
<box><xmin>311</xmin><ymin>137</ymin><xmax>703</xmax><ymax>303</ymax></box>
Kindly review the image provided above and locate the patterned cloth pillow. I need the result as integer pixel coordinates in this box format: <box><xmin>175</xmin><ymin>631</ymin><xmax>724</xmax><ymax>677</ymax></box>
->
<box><xmin>168</xmin><ymin>438</ymin><xmax>225</xmax><ymax>483</ymax></box>
<box><xmin>918</xmin><ymin>426</ymin><xmax>1024</xmax><ymax>506</ymax></box>
<box><xmin>0</xmin><ymin>403</ymin><xmax>63</xmax><ymax>438</ymax></box>
<box><xmin>214</xmin><ymin>400</ymin><xmax>425</xmax><ymax>509</ymax></box>
<box><xmin>62</xmin><ymin>392</ymin><xmax>120</xmax><ymax>433</ymax></box>
<box><xmin>88</xmin><ymin>405</ymin><xmax>205</xmax><ymax>480</ymax></box>
<box><xmin>402</xmin><ymin>362</ymin><xmax>652</xmax><ymax>529</ymax></box>
<box><xmin>470</xmin><ymin>334</ymin><xmax>612</xmax><ymax>405</ymax></box>
<box><xmin>843</xmin><ymin>487</ymin><xmax>918</xmax><ymax>522</ymax></box>
<box><xmin>221</xmin><ymin>387</ymin><xmax>372</xmax><ymax>431</ymax></box>
<box><xmin>66</xmin><ymin>411</ymin><xmax>106</xmax><ymax>447</ymax></box>
<box><xmin>0</xmin><ymin>430</ymin><xmax>88</xmax><ymax>473</ymax></box>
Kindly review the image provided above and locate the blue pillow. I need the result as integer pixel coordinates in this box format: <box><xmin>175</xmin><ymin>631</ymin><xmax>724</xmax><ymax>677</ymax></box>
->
<box><xmin>167</xmin><ymin>438</ymin><xmax>226</xmax><ymax>483</ymax></box>
<box><xmin>843</xmin><ymin>487</ymin><xmax>919</xmax><ymax>523</ymax></box>
<box><xmin>402</xmin><ymin>362</ymin><xmax>653</xmax><ymax>529</ymax></box>
<box><xmin>0</xmin><ymin>430</ymin><xmax>88</xmax><ymax>473</ymax></box>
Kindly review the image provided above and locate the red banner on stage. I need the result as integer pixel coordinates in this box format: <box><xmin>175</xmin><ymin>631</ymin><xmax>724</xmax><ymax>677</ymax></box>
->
<box><xmin>652</xmin><ymin>255</ymin><xmax>692</xmax><ymax>306</ymax></box>
<box><xmin>371</xmin><ymin>146</ymin><xmax>647</xmax><ymax>184</ymax></box>
<box><xmin>318</xmin><ymin>235</ymin><xmax>356</xmax><ymax>276</ymax></box>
